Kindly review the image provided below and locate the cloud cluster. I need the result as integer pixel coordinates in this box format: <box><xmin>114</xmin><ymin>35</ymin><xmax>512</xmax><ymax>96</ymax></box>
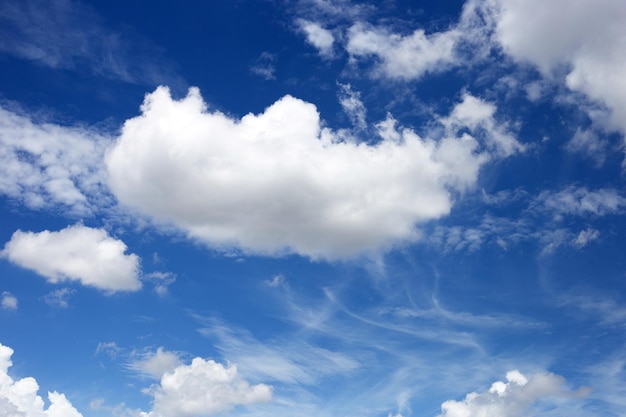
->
<box><xmin>0</xmin><ymin>342</ymin><xmax>83</xmax><ymax>417</ymax></box>
<box><xmin>141</xmin><ymin>357</ymin><xmax>272</xmax><ymax>417</ymax></box>
<box><xmin>0</xmin><ymin>105</ymin><xmax>111</xmax><ymax>215</ymax></box>
<box><xmin>106</xmin><ymin>86</ymin><xmax>520</xmax><ymax>259</ymax></box>
<box><xmin>1</xmin><ymin>224</ymin><xmax>141</xmax><ymax>292</ymax></box>
<box><xmin>438</xmin><ymin>370</ymin><xmax>585</xmax><ymax>417</ymax></box>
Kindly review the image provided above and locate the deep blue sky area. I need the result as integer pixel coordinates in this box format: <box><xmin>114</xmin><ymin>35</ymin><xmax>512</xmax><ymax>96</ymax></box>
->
<box><xmin>1</xmin><ymin>1</ymin><xmax>626</xmax><ymax>417</ymax></box>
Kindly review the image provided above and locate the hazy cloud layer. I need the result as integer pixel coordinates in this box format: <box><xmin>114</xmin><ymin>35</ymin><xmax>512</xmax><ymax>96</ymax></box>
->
<box><xmin>107</xmin><ymin>86</ymin><xmax>520</xmax><ymax>259</ymax></box>
<box><xmin>1</xmin><ymin>224</ymin><xmax>141</xmax><ymax>292</ymax></box>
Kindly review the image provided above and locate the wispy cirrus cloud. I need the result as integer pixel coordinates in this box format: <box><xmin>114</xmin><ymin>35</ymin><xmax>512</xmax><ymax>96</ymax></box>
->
<box><xmin>0</xmin><ymin>0</ymin><xmax>183</xmax><ymax>86</ymax></box>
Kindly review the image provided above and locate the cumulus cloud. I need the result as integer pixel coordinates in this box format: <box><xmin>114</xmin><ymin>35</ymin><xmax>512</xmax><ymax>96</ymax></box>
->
<box><xmin>438</xmin><ymin>370</ymin><xmax>586</xmax><ymax>417</ymax></box>
<box><xmin>0</xmin><ymin>105</ymin><xmax>111</xmax><ymax>215</ymax></box>
<box><xmin>484</xmin><ymin>0</ymin><xmax>626</xmax><ymax>136</ymax></box>
<box><xmin>141</xmin><ymin>357</ymin><xmax>272</xmax><ymax>417</ymax></box>
<box><xmin>297</xmin><ymin>19</ymin><xmax>335</xmax><ymax>58</ymax></box>
<box><xmin>106</xmin><ymin>86</ymin><xmax>519</xmax><ymax>259</ymax></box>
<box><xmin>1</xmin><ymin>292</ymin><xmax>17</xmax><ymax>310</ymax></box>
<box><xmin>346</xmin><ymin>22</ymin><xmax>459</xmax><ymax>80</ymax></box>
<box><xmin>0</xmin><ymin>342</ymin><xmax>83</xmax><ymax>417</ymax></box>
<box><xmin>1</xmin><ymin>224</ymin><xmax>141</xmax><ymax>292</ymax></box>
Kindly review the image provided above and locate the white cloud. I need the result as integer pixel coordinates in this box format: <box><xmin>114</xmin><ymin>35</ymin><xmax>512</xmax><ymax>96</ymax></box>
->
<box><xmin>106</xmin><ymin>86</ymin><xmax>518</xmax><ymax>259</ymax></box>
<box><xmin>0</xmin><ymin>105</ymin><xmax>111</xmax><ymax>215</ymax></box>
<box><xmin>484</xmin><ymin>0</ymin><xmax>626</xmax><ymax>137</ymax></box>
<box><xmin>573</xmin><ymin>228</ymin><xmax>600</xmax><ymax>248</ymax></box>
<box><xmin>128</xmin><ymin>347</ymin><xmax>183</xmax><ymax>380</ymax></box>
<box><xmin>1</xmin><ymin>224</ymin><xmax>141</xmax><ymax>292</ymax></box>
<box><xmin>0</xmin><ymin>342</ymin><xmax>83</xmax><ymax>417</ymax></box>
<box><xmin>1</xmin><ymin>291</ymin><xmax>17</xmax><ymax>310</ymax></box>
<box><xmin>438</xmin><ymin>370</ymin><xmax>586</xmax><ymax>417</ymax></box>
<box><xmin>141</xmin><ymin>357</ymin><xmax>272</xmax><ymax>417</ymax></box>
<box><xmin>297</xmin><ymin>19</ymin><xmax>335</xmax><ymax>58</ymax></box>
<box><xmin>346</xmin><ymin>22</ymin><xmax>459</xmax><ymax>80</ymax></box>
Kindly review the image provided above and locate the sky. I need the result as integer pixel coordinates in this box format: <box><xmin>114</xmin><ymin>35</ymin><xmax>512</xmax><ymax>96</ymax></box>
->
<box><xmin>1</xmin><ymin>0</ymin><xmax>626</xmax><ymax>416</ymax></box>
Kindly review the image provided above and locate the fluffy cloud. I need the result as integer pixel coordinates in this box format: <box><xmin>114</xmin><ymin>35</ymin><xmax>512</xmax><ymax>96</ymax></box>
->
<box><xmin>141</xmin><ymin>357</ymin><xmax>272</xmax><ymax>417</ymax></box>
<box><xmin>346</xmin><ymin>22</ymin><xmax>459</xmax><ymax>80</ymax></box>
<box><xmin>1</xmin><ymin>224</ymin><xmax>141</xmax><ymax>292</ymax></box>
<box><xmin>485</xmin><ymin>0</ymin><xmax>626</xmax><ymax>135</ymax></box>
<box><xmin>106</xmin><ymin>87</ymin><xmax>519</xmax><ymax>259</ymax></box>
<box><xmin>438</xmin><ymin>370</ymin><xmax>585</xmax><ymax>417</ymax></box>
<box><xmin>297</xmin><ymin>19</ymin><xmax>335</xmax><ymax>58</ymax></box>
<box><xmin>0</xmin><ymin>105</ymin><xmax>111</xmax><ymax>215</ymax></box>
<box><xmin>0</xmin><ymin>342</ymin><xmax>83</xmax><ymax>417</ymax></box>
<box><xmin>1</xmin><ymin>291</ymin><xmax>17</xmax><ymax>310</ymax></box>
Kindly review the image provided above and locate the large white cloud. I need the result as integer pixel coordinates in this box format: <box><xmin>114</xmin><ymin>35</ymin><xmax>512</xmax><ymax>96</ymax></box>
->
<box><xmin>141</xmin><ymin>357</ymin><xmax>272</xmax><ymax>417</ymax></box>
<box><xmin>484</xmin><ymin>0</ymin><xmax>626</xmax><ymax>135</ymax></box>
<box><xmin>438</xmin><ymin>370</ymin><xmax>585</xmax><ymax>417</ymax></box>
<box><xmin>1</xmin><ymin>224</ymin><xmax>141</xmax><ymax>292</ymax></box>
<box><xmin>0</xmin><ymin>105</ymin><xmax>111</xmax><ymax>215</ymax></box>
<box><xmin>106</xmin><ymin>87</ymin><xmax>520</xmax><ymax>259</ymax></box>
<box><xmin>0</xmin><ymin>342</ymin><xmax>83</xmax><ymax>417</ymax></box>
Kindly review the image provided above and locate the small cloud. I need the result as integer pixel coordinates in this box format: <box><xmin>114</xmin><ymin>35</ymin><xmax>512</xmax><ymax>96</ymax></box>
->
<box><xmin>297</xmin><ymin>19</ymin><xmax>335</xmax><ymax>58</ymax></box>
<box><xmin>250</xmin><ymin>52</ymin><xmax>276</xmax><ymax>80</ymax></box>
<box><xmin>263</xmin><ymin>274</ymin><xmax>287</xmax><ymax>288</ymax></box>
<box><xmin>42</xmin><ymin>287</ymin><xmax>75</xmax><ymax>308</ymax></box>
<box><xmin>95</xmin><ymin>342</ymin><xmax>122</xmax><ymax>359</ymax></box>
<box><xmin>143</xmin><ymin>271</ymin><xmax>176</xmax><ymax>297</ymax></box>
<box><xmin>338</xmin><ymin>83</ymin><xmax>367</xmax><ymax>130</ymax></box>
<box><xmin>1</xmin><ymin>291</ymin><xmax>18</xmax><ymax>310</ymax></box>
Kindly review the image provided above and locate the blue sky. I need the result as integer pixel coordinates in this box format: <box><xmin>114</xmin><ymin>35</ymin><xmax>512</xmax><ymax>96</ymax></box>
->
<box><xmin>1</xmin><ymin>0</ymin><xmax>626</xmax><ymax>416</ymax></box>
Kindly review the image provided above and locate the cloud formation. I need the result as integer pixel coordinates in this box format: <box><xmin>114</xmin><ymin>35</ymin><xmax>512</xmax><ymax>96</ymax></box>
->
<box><xmin>141</xmin><ymin>357</ymin><xmax>272</xmax><ymax>417</ymax></box>
<box><xmin>0</xmin><ymin>342</ymin><xmax>83</xmax><ymax>417</ymax></box>
<box><xmin>1</xmin><ymin>224</ymin><xmax>141</xmax><ymax>292</ymax></box>
<box><xmin>106</xmin><ymin>87</ymin><xmax>520</xmax><ymax>259</ymax></box>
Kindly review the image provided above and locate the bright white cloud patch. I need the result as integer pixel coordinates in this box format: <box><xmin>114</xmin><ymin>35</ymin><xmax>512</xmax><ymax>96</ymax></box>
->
<box><xmin>106</xmin><ymin>87</ymin><xmax>518</xmax><ymax>259</ymax></box>
<box><xmin>141</xmin><ymin>357</ymin><xmax>272</xmax><ymax>417</ymax></box>
<box><xmin>0</xmin><ymin>342</ymin><xmax>83</xmax><ymax>417</ymax></box>
<box><xmin>485</xmin><ymin>0</ymin><xmax>626</xmax><ymax>136</ymax></box>
<box><xmin>297</xmin><ymin>19</ymin><xmax>335</xmax><ymax>58</ymax></box>
<box><xmin>346</xmin><ymin>22</ymin><xmax>459</xmax><ymax>80</ymax></box>
<box><xmin>438</xmin><ymin>370</ymin><xmax>585</xmax><ymax>417</ymax></box>
<box><xmin>1</xmin><ymin>224</ymin><xmax>141</xmax><ymax>292</ymax></box>
<box><xmin>533</xmin><ymin>187</ymin><xmax>626</xmax><ymax>218</ymax></box>
<box><xmin>1</xmin><ymin>291</ymin><xmax>17</xmax><ymax>310</ymax></box>
<box><xmin>0</xmin><ymin>105</ymin><xmax>111</xmax><ymax>215</ymax></box>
